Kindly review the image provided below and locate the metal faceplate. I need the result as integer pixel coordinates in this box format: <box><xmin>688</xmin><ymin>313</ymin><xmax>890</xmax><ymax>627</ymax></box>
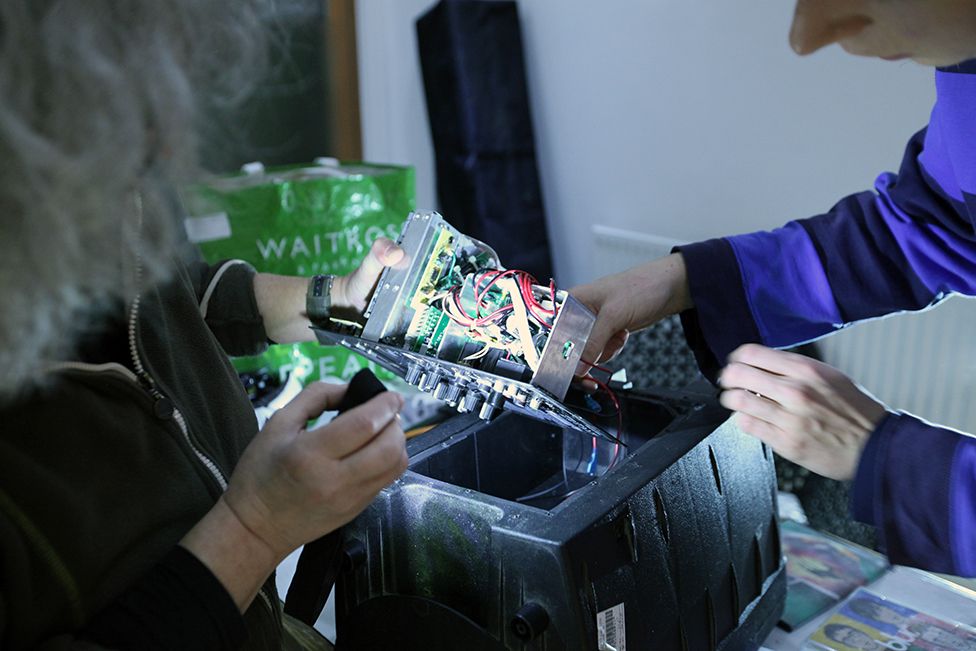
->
<box><xmin>314</xmin><ymin>211</ymin><xmax>616</xmax><ymax>443</ymax></box>
<box><xmin>313</xmin><ymin>328</ymin><xmax>618</xmax><ymax>442</ymax></box>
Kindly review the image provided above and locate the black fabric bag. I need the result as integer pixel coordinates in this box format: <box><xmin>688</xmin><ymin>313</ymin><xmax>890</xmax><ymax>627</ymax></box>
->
<box><xmin>417</xmin><ymin>0</ymin><xmax>554</xmax><ymax>282</ymax></box>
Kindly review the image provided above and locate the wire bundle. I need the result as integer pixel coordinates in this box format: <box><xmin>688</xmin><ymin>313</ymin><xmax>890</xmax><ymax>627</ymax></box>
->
<box><xmin>576</xmin><ymin>359</ymin><xmax>624</xmax><ymax>472</ymax></box>
<box><xmin>438</xmin><ymin>268</ymin><xmax>561</xmax><ymax>367</ymax></box>
<box><xmin>443</xmin><ymin>269</ymin><xmax>557</xmax><ymax>328</ymax></box>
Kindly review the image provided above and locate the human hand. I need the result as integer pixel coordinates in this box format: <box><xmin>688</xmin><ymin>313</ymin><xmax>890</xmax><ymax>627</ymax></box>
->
<box><xmin>331</xmin><ymin>237</ymin><xmax>404</xmax><ymax>318</ymax></box>
<box><xmin>570</xmin><ymin>253</ymin><xmax>692</xmax><ymax>376</ymax></box>
<box><xmin>718</xmin><ymin>344</ymin><xmax>887</xmax><ymax>480</ymax></box>
<box><xmin>221</xmin><ymin>380</ymin><xmax>407</xmax><ymax>558</ymax></box>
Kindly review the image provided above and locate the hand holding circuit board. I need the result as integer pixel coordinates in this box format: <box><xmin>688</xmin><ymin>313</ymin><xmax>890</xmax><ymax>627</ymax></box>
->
<box><xmin>313</xmin><ymin>211</ymin><xmax>622</xmax><ymax>444</ymax></box>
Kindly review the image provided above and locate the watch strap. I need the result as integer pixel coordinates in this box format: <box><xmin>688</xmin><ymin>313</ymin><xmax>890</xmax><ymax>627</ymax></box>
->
<box><xmin>306</xmin><ymin>274</ymin><xmax>335</xmax><ymax>326</ymax></box>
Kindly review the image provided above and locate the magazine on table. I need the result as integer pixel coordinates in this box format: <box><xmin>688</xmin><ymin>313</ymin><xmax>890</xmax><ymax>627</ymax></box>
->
<box><xmin>804</xmin><ymin>588</ymin><xmax>976</xmax><ymax>650</ymax></box>
<box><xmin>780</xmin><ymin>519</ymin><xmax>889</xmax><ymax>631</ymax></box>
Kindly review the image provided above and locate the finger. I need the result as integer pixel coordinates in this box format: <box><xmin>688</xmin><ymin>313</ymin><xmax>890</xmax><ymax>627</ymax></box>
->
<box><xmin>373</xmin><ymin>237</ymin><xmax>404</xmax><ymax>267</ymax></box>
<box><xmin>789</xmin><ymin>0</ymin><xmax>872</xmax><ymax>56</ymax></box>
<box><xmin>720</xmin><ymin>388</ymin><xmax>787</xmax><ymax>425</ymax></box>
<box><xmin>344</xmin><ymin>239</ymin><xmax>403</xmax><ymax>309</ymax></box>
<box><xmin>356</xmin><ymin>238</ymin><xmax>400</xmax><ymax>282</ymax></box>
<box><xmin>719</xmin><ymin>361</ymin><xmax>806</xmax><ymax>409</ymax></box>
<box><xmin>578</xmin><ymin>378</ymin><xmax>598</xmax><ymax>393</ymax></box>
<box><xmin>272</xmin><ymin>381</ymin><xmax>348</xmax><ymax>430</ymax></box>
<box><xmin>340</xmin><ymin>419</ymin><xmax>408</xmax><ymax>485</ymax></box>
<box><xmin>598</xmin><ymin>330</ymin><xmax>629</xmax><ymax>364</ymax></box>
<box><xmin>735</xmin><ymin>412</ymin><xmax>820</xmax><ymax>471</ymax></box>
<box><xmin>310</xmin><ymin>392</ymin><xmax>403</xmax><ymax>459</ymax></box>
<box><xmin>332</xmin><ymin>460</ymin><xmax>408</xmax><ymax>527</ymax></box>
<box><xmin>734</xmin><ymin>412</ymin><xmax>792</xmax><ymax>451</ymax></box>
<box><xmin>727</xmin><ymin>344</ymin><xmax>822</xmax><ymax>381</ymax></box>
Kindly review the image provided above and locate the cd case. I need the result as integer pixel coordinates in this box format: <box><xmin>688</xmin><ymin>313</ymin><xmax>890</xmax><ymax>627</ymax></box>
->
<box><xmin>780</xmin><ymin>520</ymin><xmax>889</xmax><ymax>631</ymax></box>
<box><xmin>805</xmin><ymin>587</ymin><xmax>976</xmax><ymax>650</ymax></box>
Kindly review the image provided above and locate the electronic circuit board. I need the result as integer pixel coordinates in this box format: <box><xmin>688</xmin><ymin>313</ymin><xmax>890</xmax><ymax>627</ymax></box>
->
<box><xmin>313</xmin><ymin>211</ymin><xmax>621</xmax><ymax>443</ymax></box>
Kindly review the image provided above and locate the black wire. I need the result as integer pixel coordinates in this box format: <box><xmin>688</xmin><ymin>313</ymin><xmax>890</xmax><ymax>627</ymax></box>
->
<box><xmin>516</xmin><ymin>430</ymin><xmax>592</xmax><ymax>504</ymax></box>
<box><xmin>515</xmin><ymin>478</ymin><xmax>569</xmax><ymax>503</ymax></box>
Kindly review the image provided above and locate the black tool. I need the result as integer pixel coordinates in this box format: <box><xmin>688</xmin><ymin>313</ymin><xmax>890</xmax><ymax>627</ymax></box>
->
<box><xmin>283</xmin><ymin>368</ymin><xmax>389</xmax><ymax>626</ymax></box>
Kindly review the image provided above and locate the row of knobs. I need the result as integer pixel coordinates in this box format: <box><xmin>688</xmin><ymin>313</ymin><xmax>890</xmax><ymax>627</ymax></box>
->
<box><xmin>404</xmin><ymin>362</ymin><xmax>507</xmax><ymax>421</ymax></box>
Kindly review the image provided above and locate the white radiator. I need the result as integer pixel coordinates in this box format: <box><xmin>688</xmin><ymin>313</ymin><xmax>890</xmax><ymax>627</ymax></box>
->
<box><xmin>818</xmin><ymin>297</ymin><xmax>976</xmax><ymax>434</ymax></box>
<box><xmin>590</xmin><ymin>224</ymin><xmax>683</xmax><ymax>277</ymax></box>
<box><xmin>591</xmin><ymin>225</ymin><xmax>976</xmax><ymax>434</ymax></box>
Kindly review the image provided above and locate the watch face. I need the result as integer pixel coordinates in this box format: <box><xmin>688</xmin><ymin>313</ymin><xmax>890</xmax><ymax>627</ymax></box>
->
<box><xmin>309</xmin><ymin>274</ymin><xmax>333</xmax><ymax>299</ymax></box>
<box><xmin>307</xmin><ymin>275</ymin><xmax>333</xmax><ymax>322</ymax></box>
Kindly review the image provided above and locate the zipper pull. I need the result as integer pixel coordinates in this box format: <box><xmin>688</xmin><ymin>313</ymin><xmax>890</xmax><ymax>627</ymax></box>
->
<box><xmin>153</xmin><ymin>396</ymin><xmax>174</xmax><ymax>420</ymax></box>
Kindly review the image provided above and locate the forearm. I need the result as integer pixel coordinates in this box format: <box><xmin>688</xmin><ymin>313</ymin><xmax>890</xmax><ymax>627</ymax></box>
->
<box><xmin>179</xmin><ymin>496</ymin><xmax>286</xmax><ymax>612</ymax></box>
<box><xmin>647</xmin><ymin>253</ymin><xmax>693</xmax><ymax>318</ymax></box>
<box><xmin>252</xmin><ymin>273</ymin><xmax>312</xmax><ymax>344</ymax></box>
<box><xmin>253</xmin><ymin>272</ymin><xmax>358</xmax><ymax>344</ymax></box>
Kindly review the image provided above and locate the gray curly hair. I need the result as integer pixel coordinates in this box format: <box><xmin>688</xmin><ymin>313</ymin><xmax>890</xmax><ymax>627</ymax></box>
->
<box><xmin>0</xmin><ymin>0</ymin><xmax>271</xmax><ymax>396</ymax></box>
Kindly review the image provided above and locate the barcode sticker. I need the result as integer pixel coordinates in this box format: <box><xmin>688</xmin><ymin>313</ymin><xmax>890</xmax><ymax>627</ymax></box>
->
<box><xmin>597</xmin><ymin>602</ymin><xmax>626</xmax><ymax>651</ymax></box>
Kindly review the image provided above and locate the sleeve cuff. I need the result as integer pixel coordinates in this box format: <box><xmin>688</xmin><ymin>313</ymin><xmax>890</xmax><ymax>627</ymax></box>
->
<box><xmin>198</xmin><ymin>261</ymin><xmax>269</xmax><ymax>357</ymax></box>
<box><xmin>849</xmin><ymin>412</ymin><xmax>964</xmax><ymax>575</ymax></box>
<box><xmin>83</xmin><ymin>546</ymin><xmax>246</xmax><ymax>650</ymax></box>
<box><xmin>673</xmin><ymin>238</ymin><xmax>762</xmax><ymax>382</ymax></box>
<box><xmin>850</xmin><ymin>411</ymin><xmax>895</xmax><ymax>527</ymax></box>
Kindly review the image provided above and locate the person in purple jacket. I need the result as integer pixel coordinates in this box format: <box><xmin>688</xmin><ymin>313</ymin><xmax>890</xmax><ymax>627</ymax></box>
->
<box><xmin>573</xmin><ymin>0</ymin><xmax>976</xmax><ymax>577</ymax></box>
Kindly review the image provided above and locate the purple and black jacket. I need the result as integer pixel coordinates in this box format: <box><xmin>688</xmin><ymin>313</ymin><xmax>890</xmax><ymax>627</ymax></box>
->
<box><xmin>678</xmin><ymin>60</ymin><xmax>976</xmax><ymax>577</ymax></box>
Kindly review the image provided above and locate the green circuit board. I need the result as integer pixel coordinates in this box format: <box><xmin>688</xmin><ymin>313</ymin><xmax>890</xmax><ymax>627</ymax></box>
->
<box><xmin>401</xmin><ymin>224</ymin><xmax>534</xmax><ymax>369</ymax></box>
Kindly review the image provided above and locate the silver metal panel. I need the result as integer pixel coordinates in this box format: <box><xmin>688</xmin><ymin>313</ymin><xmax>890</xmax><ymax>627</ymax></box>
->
<box><xmin>531</xmin><ymin>295</ymin><xmax>595</xmax><ymax>400</ymax></box>
<box><xmin>361</xmin><ymin>211</ymin><xmax>459</xmax><ymax>342</ymax></box>
<box><xmin>313</xmin><ymin>328</ymin><xmax>620</xmax><ymax>443</ymax></box>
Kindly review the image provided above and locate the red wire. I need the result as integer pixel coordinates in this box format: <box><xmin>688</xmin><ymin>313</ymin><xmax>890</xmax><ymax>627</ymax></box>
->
<box><xmin>521</xmin><ymin>274</ymin><xmax>547</xmax><ymax>312</ymax></box>
<box><xmin>519</xmin><ymin>273</ymin><xmax>555</xmax><ymax>324</ymax></box>
<box><xmin>452</xmin><ymin>288</ymin><xmax>477</xmax><ymax>321</ymax></box>
<box><xmin>478</xmin><ymin>269</ymin><xmax>555</xmax><ymax>327</ymax></box>
<box><xmin>476</xmin><ymin>269</ymin><xmax>517</xmax><ymax>308</ymax></box>
<box><xmin>608</xmin><ymin>444</ymin><xmax>621</xmax><ymax>469</ymax></box>
<box><xmin>446</xmin><ymin>287</ymin><xmax>513</xmax><ymax>328</ymax></box>
<box><xmin>580</xmin><ymin>358</ymin><xmax>623</xmax><ymax>470</ymax></box>
<box><xmin>452</xmin><ymin>271</ymin><xmax>510</xmax><ymax>321</ymax></box>
<box><xmin>443</xmin><ymin>268</ymin><xmax>561</xmax><ymax>336</ymax></box>
<box><xmin>549</xmin><ymin>279</ymin><xmax>558</xmax><ymax>317</ymax></box>
<box><xmin>475</xmin><ymin>305</ymin><xmax>513</xmax><ymax>326</ymax></box>
<box><xmin>580</xmin><ymin>358</ymin><xmax>614</xmax><ymax>375</ymax></box>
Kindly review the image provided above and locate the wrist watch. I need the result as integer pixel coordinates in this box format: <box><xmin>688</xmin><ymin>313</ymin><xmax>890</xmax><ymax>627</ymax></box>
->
<box><xmin>306</xmin><ymin>274</ymin><xmax>335</xmax><ymax>326</ymax></box>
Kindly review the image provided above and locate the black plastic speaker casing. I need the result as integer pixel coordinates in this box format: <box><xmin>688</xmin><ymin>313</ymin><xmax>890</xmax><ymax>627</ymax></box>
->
<box><xmin>335</xmin><ymin>386</ymin><xmax>785</xmax><ymax>650</ymax></box>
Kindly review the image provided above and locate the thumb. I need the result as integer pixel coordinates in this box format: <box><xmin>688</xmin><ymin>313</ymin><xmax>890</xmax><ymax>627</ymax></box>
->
<box><xmin>361</xmin><ymin>237</ymin><xmax>404</xmax><ymax>273</ymax></box>
<box><xmin>577</xmin><ymin>317</ymin><xmax>617</xmax><ymax>376</ymax></box>
<box><xmin>601</xmin><ymin>329</ymin><xmax>630</xmax><ymax>364</ymax></box>
<box><xmin>345</xmin><ymin>238</ymin><xmax>404</xmax><ymax>311</ymax></box>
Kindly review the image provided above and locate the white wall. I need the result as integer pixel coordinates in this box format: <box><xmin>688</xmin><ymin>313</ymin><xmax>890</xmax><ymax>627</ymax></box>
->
<box><xmin>356</xmin><ymin>0</ymin><xmax>934</xmax><ymax>287</ymax></box>
<box><xmin>355</xmin><ymin>0</ymin><xmax>439</xmax><ymax>210</ymax></box>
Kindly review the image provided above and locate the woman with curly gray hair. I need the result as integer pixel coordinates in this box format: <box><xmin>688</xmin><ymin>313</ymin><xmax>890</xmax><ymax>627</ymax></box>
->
<box><xmin>0</xmin><ymin>2</ymin><xmax>407</xmax><ymax>649</ymax></box>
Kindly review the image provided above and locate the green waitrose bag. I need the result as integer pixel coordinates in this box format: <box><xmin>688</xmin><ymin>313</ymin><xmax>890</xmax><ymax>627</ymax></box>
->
<box><xmin>185</xmin><ymin>160</ymin><xmax>414</xmax><ymax>384</ymax></box>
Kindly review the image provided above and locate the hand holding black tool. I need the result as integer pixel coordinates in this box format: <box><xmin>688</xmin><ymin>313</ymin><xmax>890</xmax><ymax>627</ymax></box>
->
<box><xmin>283</xmin><ymin>368</ymin><xmax>397</xmax><ymax>625</ymax></box>
<box><xmin>333</xmin><ymin>367</ymin><xmax>390</xmax><ymax>415</ymax></box>
<box><xmin>214</xmin><ymin>367</ymin><xmax>404</xmax><ymax>624</ymax></box>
